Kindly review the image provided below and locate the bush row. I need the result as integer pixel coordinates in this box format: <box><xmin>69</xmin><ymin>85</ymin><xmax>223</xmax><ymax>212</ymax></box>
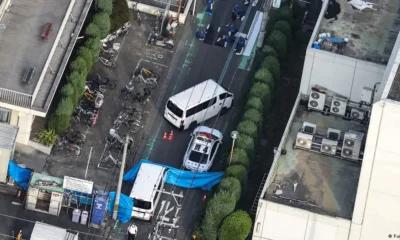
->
<box><xmin>195</xmin><ymin>4</ymin><xmax>300</xmax><ymax>240</ymax></box>
<box><xmin>45</xmin><ymin>0</ymin><xmax>129</xmax><ymax>137</ymax></box>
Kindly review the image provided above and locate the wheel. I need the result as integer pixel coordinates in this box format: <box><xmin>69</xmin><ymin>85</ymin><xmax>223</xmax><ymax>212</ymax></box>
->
<box><xmin>189</xmin><ymin>121</ymin><xmax>197</xmax><ymax>130</ymax></box>
<box><xmin>147</xmin><ymin>79</ymin><xmax>158</xmax><ymax>89</ymax></box>
<box><xmin>165</xmin><ymin>44</ymin><xmax>173</xmax><ymax>50</ymax></box>
<box><xmin>107</xmin><ymin>81</ymin><xmax>117</xmax><ymax>90</ymax></box>
<box><xmin>152</xmin><ymin>72</ymin><xmax>161</xmax><ymax>81</ymax></box>
<box><xmin>105</xmin><ymin>135</ymin><xmax>117</xmax><ymax>144</ymax></box>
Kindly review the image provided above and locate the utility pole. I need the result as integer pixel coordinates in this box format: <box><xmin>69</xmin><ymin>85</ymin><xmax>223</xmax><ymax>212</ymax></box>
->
<box><xmin>256</xmin><ymin>0</ymin><xmax>272</xmax><ymax>48</ymax></box>
<box><xmin>112</xmin><ymin>135</ymin><xmax>132</xmax><ymax>220</ymax></box>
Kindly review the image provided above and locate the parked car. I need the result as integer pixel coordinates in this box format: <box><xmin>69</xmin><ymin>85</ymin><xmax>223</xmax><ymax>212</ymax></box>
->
<box><xmin>183</xmin><ymin>126</ymin><xmax>223</xmax><ymax>172</ymax></box>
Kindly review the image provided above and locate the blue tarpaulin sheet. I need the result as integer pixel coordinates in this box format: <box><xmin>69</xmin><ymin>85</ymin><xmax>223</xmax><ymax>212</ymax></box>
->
<box><xmin>123</xmin><ymin>159</ymin><xmax>224</xmax><ymax>191</ymax></box>
<box><xmin>107</xmin><ymin>192</ymin><xmax>133</xmax><ymax>223</ymax></box>
<box><xmin>8</xmin><ymin>161</ymin><xmax>31</xmax><ymax>190</ymax></box>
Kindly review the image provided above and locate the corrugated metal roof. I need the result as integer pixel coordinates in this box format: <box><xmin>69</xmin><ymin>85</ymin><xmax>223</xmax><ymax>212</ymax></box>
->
<box><xmin>0</xmin><ymin>123</ymin><xmax>18</xmax><ymax>150</ymax></box>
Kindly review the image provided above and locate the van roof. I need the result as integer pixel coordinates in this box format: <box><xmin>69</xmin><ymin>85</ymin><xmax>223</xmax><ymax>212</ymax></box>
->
<box><xmin>169</xmin><ymin>80</ymin><xmax>227</xmax><ymax>109</ymax></box>
<box><xmin>130</xmin><ymin>163</ymin><xmax>165</xmax><ymax>201</ymax></box>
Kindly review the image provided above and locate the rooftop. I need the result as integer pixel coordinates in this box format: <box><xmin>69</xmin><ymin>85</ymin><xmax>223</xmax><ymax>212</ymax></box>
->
<box><xmin>263</xmin><ymin>104</ymin><xmax>368</xmax><ymax>219</ymax></box>
<box><xmin>317</xmin><ymin>0</ymin><xmax>400</xmax><ymax>64</ymax></box>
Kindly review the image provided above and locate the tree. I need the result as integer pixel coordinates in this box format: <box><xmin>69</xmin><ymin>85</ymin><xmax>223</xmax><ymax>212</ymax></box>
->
<box><xmin>254</xmin><ymin>68</ymin><xmax>274</xmax><ymax>90</ymax></box>
<box><xmin>70</xmin><ymin>57</ymin><xmax>88</xmax><ymax>77</ymax></box>
<box><xmin>237</xmin><ymin>120</ymin><xmax>258</xmax><ymax>139</ymax></box>
<box><xmin>218</xmin><ymin>177</ymin><xmax>242</xmax><ymax>203</ymax></box>
<box><xmin>273</xmin><ymin>20</ymin><xmax>292</xmax><ymax>40</ymax></box>
<box><xmin>267</xmin><ymin>30</ymin><xmax>287</xmax><ymax>57</ymax></box>
<box><xmin>55</xmin><ymin>97</ymin><xmax>74</xmax><ymax>116</ymax></box>
<box><xmin>95</xmin><ymin>0</ymin><xmax>113</xmax><ymax>15</ymax></box>
<box><xmin>261</xmin><ymin>56</ymin><xmax>280</xmax><ymax>82</ymax></box>
<box><xmin>236</xmin><ymin>134</ymin><xmax>254</xmax><ymax>157</ymax></box>
<box><xmin>85</xmin><ymin>23</ymin><xmax>101</xmax><ymax>39</ymax></box>
<box><xmin>245</xmin><ymin>97</ymin><xmax>263</xmax><ymax>112</ymax></box>
<box><xmin>243</xmin><ymin>108</ymin><xmax>262</xmax><ymax>126</ymax></box>
<box><xmin>60</xmin><ymin>83</ymin><xmax>76</xmax><ymax>106</ymax></box>
<box><xmin>202</xmin><ymin>210</ymin><xmax>218</xmax><ymax>240</ymax></box>
<box><xmin>225</xmin><ymin>165</ymin><xmax>248</xmax><ymax>187</ymax></box>
<box><xmin>78</xmin><ymin>47</ymin><xmax>93</xmax><ymax>71</ymax></box>
<box><xmin>50</xmin><ymin>97</ymin><xmax>74</xmax><ymax>134</ymax></box>
<box><xmin>276</xmin><ymin>6</ymin><xmax>293</xmax><ymax>25</ymax></box>
<box><xmin>110</xmin><ymin>0</ymin><xmax>130</xmax><ymax>32</ymax></box>
<box><xmin>261</xmin><ymin>45</ymin><xmax>278</xmax><ymax>58</ymax></box>
<box><xmin>229</xmin><ymin>148</ymin><xmax>250</xmax><ymax>170</ymax></box>
<box><xmin>218</xmin><ymin>210</ymin><xmax>252</xmax><ymax>240</ymax></box>
<box><xmin>68</xmin><ymin>71</ymin><xmax>86</xmax><ymax>103</ymax></box>
<box><xmin>249</xmin><ymin>82</ymin><xmax>270</xmax><ymax>104</ymax></box>
<box><xmin>93</xmin><ymin>12</ymin><xmax>111</xmax><ymax>38</ymax></box>
<box><xmin>84</xmin><ymin>37</ymin><xmax>101</xmax><ymax>63</ymax></box>
<box><xmin>206</xmin><ymin>190</ymin><xmax>236</xmax><ymax>226</ymax></box>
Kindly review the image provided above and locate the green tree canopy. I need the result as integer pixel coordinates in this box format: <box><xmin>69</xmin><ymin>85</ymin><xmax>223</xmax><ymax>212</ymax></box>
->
<box><xmin>78</xmin><ymin>47</ymin><xmax>93</xmax><ymax>71</ymax></box>
<box><xmin>254</xmin><ymin>68</ymin><xmax>274</xmax><ymax>90</ymax></box>
<box><xmin>238</xmin><ymin>120</ymin><xmax>258</xmax><ymax>139</ymax></box>
<box><xmin>205</xmin><ymin>190</ymin><xmax>236</xmax><ymax>226</ymax></box>
<box><xmin>225</xmin><ymin>165</ymin><xmax>248</xmax><ymax>187</ymax></box>
<box><xmin>95</xmin><ymin>0</ymin><xmax>113</xmax><ymax>15</ymax></box>
<box><xmin>235</xmin><ymin>134</ymin><xmax>254</xmax><ymax>157</ymax></box>
<box><xmin>68</xmin><ymin>71</ymin><xmax>86</xmax><ymax>103</ymax></box>
<box><xmin>276</xmin><ymin>6</ymin><xmax>293</xmax><ymax>25</ymax></box>
<box><xmin>110</xmin><ymin>0</ymin><xmax>130</xmax><ymax>32</ymax></box>
<box><xmin>60</xmin><ymin>83</ymin><xmax>76</xmax><ymax>106</ymax></box>
<box><xmin>261</xmin><ymin>45</ymin><xmax>278</xmax><ymax>58</ymax></box>
<box><xmin>229</xmin><ymin>148</ymin><xmax>250</xmax><ymax>171</ymax></box>
<box><xmin>249</xmin><ymin>82</ymin><xmax>271</xmax><ymax>104</ymax></box>
<box><xmin>93</xmin><ymin>12</ymin><xmax>111</xmax><ymax>38</ymax></box>
<box><xmin>245</xmin><ymin>97</ymin><xmax>263</xmax><ymax>112</ymax></box>
<box><xmin>261</xmin><ymin>56</ymin><xmax>280</xmax><ymax>82</ymax></box>
<box><xmin>218</xmin><ymin>210</ymin><xmax>253</xmax><ymax>240</ymax></box>
<box><xmin>218</xmin><ymin>177</ymin><xmax>242</xmax><ymax>203</ymax></box>
<box><xmin>70</xmin><ymin>57</ymin><xmax>88</xmax><ymax>77</ymax></box>
<box><xmin>202</xmin><ymin>211</ymin><xmax>218</xmax><ymax>240</ymax></box>
<box><xmin>273</xmin><ymin>20</ymin><xmax>292</xmax><ymax>40</ymax></box>
<box><xmin>267</xmin><ymin>30</ymin><xmax>287</xmax><ymax>57</ymax></box>
<box><xmin>243</xmin><ymin>108</ymin><xmax>262</xmax><ymax>126</ymax></box>
<box><xmin>85</xmin><ymin>23</ymin><xmax>101</xmax><ymax>39</ymax></box>
<box><xmin>50</xmin><ymin>97</ymin><xmax>74</xmax><ymax>134</ymax></box>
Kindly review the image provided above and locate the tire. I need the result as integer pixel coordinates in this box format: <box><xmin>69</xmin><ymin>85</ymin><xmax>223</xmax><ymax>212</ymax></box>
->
<box><xmin>105</xmin><ymin>135</ymin><xmax>117</xmax><ymax>145</ymax></box>
<box><xmin>107</xmin><ymin>81</ymin><xmax>117</xmax><ymax>90</ymax></box>
<box><xmin>147</xmin><ymin>79</ymin><xmax>158</xmax><ymax>89</ymax></box>
<box><xmin>165</xmin><ymin>44</ymin><xmax>173</xmax><ymax>50</ymax></box>
<box><xmin>189</xmin><ymin>121</ymin><xmax>197</xmax><ymax>130</ymax></box>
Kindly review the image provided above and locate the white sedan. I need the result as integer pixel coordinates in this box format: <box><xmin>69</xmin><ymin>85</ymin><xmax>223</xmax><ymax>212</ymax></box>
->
<box><xmin>183</xmin><ymin>126</ymin><xmax>223</xmax><ymax>172</ymax></box>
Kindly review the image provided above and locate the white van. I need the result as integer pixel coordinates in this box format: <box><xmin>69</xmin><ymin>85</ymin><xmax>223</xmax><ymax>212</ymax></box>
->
<box><xmin>164</xmin><ymin>79</ymin><xmax>234</xmax><ymax>130</ymax></box>
<box><xmin>130</xmin><ymin>163</ymin><xmax>167</xmax><ymax>221</ymax></box>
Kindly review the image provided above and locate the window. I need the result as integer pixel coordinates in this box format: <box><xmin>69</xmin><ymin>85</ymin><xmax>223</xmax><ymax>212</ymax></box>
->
<box><xmin>133</xmin><ymin>198</ymin><xmax>152</xmax><ymax>210</ymax></box>
<box><xmin>210</xmin><ymin>142</ymin><xmax>219</xmax><ymax>157</ymax></box>
<box><xmin>186</xmin><ymin>98</ymin><xmax>217</xmax><ymax>117</ymax></box>
<box><xmin>219</xmin><ymin>93</ymin><xmax>233</xmax><ymax>100</ymax></box>
<box><xmin>189</xmin><ymin>151</ymin><xmax>208</xmax><ymax>164</ymax></box>
<box><xmin>0</xmin><ymin>108</ymin><xmax>11</xmax><ymax>123</ymax></box>
<box><xmin>167</xmin><ymin>100</ymin><xmax>183</xmax><ymax>118</ymax></box>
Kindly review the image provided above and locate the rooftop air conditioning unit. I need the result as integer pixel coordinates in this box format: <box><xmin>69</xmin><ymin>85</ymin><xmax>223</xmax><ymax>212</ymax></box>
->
<box><xmin>341</xmin><ymin>131</ymin><xmax>364</xmax><ymax>161</ymax></box>
<box><xmin>295</xmin><ymin>132</ymin><xmax>313</xmax><ymax>149</ymax></box>
<box><xmin>308</xmin><ymin>90</ymin><xmax>326</xmax><ymax>111</ymax></box>
<box><xmin>330</xmin><ymin>96</ymin><xmax>347</xmax><ymax>116</ymax></box>
<box><xmin>302</xmin><ymin>122</ymin><xmax>317</xmax><ymax>135</ymax></box>
<box><xmin>327</xmin><ymin>128</ymin><xmax>341</xmax><ymax>141</ymax></box>
<box><xmin>320</xmin><ymin>138</ymin><xmax>338</xmax><ymax>155</ymax></box>
<box><xmin>350</xmin><ymin>108</ymin><xmax>365</xmax><ymax>120</ymax></box>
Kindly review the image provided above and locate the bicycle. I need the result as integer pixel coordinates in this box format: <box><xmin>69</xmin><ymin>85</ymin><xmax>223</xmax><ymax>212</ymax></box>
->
<box><xmin>99</xmin><ymin>151</ymin><xmax>121</xmax><ymax>165</ymax></box>
<box><xmin>88</xmin><ymin>73</ymin><xmax>117</xmax><ymax>90</ymax></box>
<box><xmin>98</xmin><ymin>57</ymin><xmax>118</xmax><ymax>69</ymax></box>
<box><xmin>55</xmin><ymin>138</ymin><xmax>81</xmax><ymax>156</ymax></box>
<box><xmin>133</xmin><ymin>3</ymin><xmax>142</xmax><ymax>26</ymax></box>
<box><xmin>83</xmin><ymin>90</ymin><xmax>104</xmax><ymax>108</ymax></box>
<box><xmin>134</xmin><ymin>68</ymin><xmax>160</xmax><ymax>89</ymax></box>
<box><xmin>105</xmin><ymin>128</ymin><xmax>125</xmax><ymax>145</ymax></box>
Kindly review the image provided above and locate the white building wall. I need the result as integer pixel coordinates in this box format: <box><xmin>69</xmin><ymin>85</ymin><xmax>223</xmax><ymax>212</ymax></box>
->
<box><xmin>300</xmin><ymin>50</ymin><xmax>385</xmax><ymax>102</ymax></box>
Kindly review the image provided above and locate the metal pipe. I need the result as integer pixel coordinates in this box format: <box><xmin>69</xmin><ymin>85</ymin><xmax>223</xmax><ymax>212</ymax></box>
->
<box><xmin>85</xmin><ymin>146</ymin><xmax>93</xmax><ymax>179</ymax></box>
<box><xmin>256</xmin><ymin>0</ymin><xmax>271</xmax><ymax>48</ymax></box>
<box><xmin>112</xmin><ymin>135</ymin><xmax>131</xmax><ymax>220</ymax></box>
<box><xmin>177</xmin><ymin>0</ymin><xmax>183</xmax><ymax>23</ymax></box>
<box><xmin>229</xmin><ymin>138</ymin><xmax>236</xmax><ymax>166</ymax></box>
<box><xmin>192</xmin><ymin>0</ymin><xmax>196</xmax><ymax>15</ymax></box>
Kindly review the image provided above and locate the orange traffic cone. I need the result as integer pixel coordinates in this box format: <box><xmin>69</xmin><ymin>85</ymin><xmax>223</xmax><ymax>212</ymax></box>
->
<box><xmin>168</xmin><ymin>131</ymin><xmax>174</xmax><ymax>140</ymax></box>
<box><xmin>163</xmin><ymin>132</ymin><xmax>168</xmax><ymax>140</ymax></box>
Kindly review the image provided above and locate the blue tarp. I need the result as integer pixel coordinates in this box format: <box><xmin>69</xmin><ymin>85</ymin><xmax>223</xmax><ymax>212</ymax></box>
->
<box><xmin>8</xmin><ymin>161</ymin><xmax>32</xmax><ymax>190</ymax></box>
<box><xmin>123</xmin><ymin>159</ymin><xmax>224</xmax><ymax>191</ymax></box>
<box><xmin>107</xmin><ymin>192</ymin><xmax>133</xmax><ymax>223</ymax></box>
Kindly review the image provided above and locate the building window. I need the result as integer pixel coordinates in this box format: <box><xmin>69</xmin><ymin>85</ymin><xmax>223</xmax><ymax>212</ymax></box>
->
<box><xmin>0</xmin><ymin>107</ymin><xmax>11</xmax><ymax>123</ymax></box>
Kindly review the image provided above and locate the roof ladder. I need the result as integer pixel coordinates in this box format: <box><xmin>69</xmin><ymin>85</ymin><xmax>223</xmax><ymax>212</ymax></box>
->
<box><xmin>250</xmin><ymin>173</ymin><xmax>268</xmax><ymax>215</ymax></box>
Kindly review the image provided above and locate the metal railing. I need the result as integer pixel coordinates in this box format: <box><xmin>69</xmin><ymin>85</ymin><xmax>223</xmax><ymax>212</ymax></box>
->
<box><xmin>0</xmin><ymin>88</ymin><xmax>32</xmax><ymax>108</ymax></box>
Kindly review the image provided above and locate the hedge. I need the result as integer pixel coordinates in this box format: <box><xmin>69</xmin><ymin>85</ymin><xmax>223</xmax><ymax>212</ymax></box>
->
<box><xmin>60</xmin><ymin>83</ymin><xmax>76</xmax><ymax>106</ymax></box>
<box><xmin>261</xmin><ymin>56</ymin><xmax>280</xmax><ymax>81</ymax></box>
<box><xmin>110</xmin><ymin>0</ymin><xmax>130</xmax><ymax>32</ymax></box>
<box><xmin>78</xmin><ymin>47</ymin><xmax>93</xmax><ymax>71</ymax></box>
<box><xmin>243</xmin><ymin>108</ymin><xmax>262</xmax><ymax>126</ymax></box>
<box><xmin>85</xmin><ymin>23</ymin><xmax>101</xmax><ymax>39</ymax></box>
<box><xmin>95</xmin><ymin>0</ymin><xmax>113</xmax><ymax>15</ymax></box>
<box><xmin>93</xmin><ymin>12</ymin><xmax>111</xmax><ymax>38</ymax></box>
<box><xmin>273</xmin><ymin>20</ymin><xmax>292</xmax><ymax>40</ymax></box>
<box><xmin>218</xmin><ymin>210</ymin><xmax>253</xmax><ymax>240</ymax></box>
<box><xmin>225</xmin><ymin>165</ymin><xmax>248</xmax><ymax>187</ymax></box>
<box><xmin>261</xmin><ymin>45</ymin><xmax>278</xmax><ymax>58</ymax></box>
<box><xmin>218</xmin><ymin>177</ymin><xmax>242</xmax><ymax>203</ymax></box>
<box><xmin>267</xmin><ymin>30</ymin><xmax>287</xmax><ymax>58</ymax></box>
<box><xmin>236</xmin><ymin>134</ymin><xmax>254</xmax><ymax>157</ymax></box>
<box><xmin>249</xmin><ymin>82</ymin><xmax>271</xmax><ymax>103</ymax></box>
<box><xmin>237</xmin><ymin>120</ymin><xmax>258</xmax><ymax>139</ymax></box>
<box><xmin>229</xmin><ymin>148</ymin><xmax>250</xmax><ymax>170</ymax></box>
<box><xmin>254</xmin><ymin>68</ymin><xmax>274</xmax><ymax>90</ymax></box>
<box><xmin>70</xmin><ymin>57</ymin><xmax>88</xmax><ymax>77</ymax></box>
<box><xmin>275</xmin><ymin>5</ymin><xmax>293</xmax><ymax>25</ymax></box>
<box><xmin>245</xmin><ymin>97</ymin><xmax>263</xmax><ymax>112</ymax></box>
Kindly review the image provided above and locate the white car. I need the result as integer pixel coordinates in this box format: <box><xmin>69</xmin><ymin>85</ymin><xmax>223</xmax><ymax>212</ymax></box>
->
<box><xmin>183</xmin><ymin>126</ymin><xmax>223</xmax><ymax>172</ymax></box>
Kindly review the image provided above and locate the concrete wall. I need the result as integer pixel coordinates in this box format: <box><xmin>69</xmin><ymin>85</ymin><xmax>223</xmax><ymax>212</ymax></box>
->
<box><xmin>253</xmin><ymin>200</ymin><xmax>351</xmax><ymax>240</ymax></box>
<box><xmin>10</xmin><ymin>110</ymin><xmax>34</xmax><ymax>145</ymax></box>
<box><xmin>300</xmin><ymin>49</ymin><xmax>385</xmax><ymax>102</ymax></box>
<box><xmin>0</xmin><ymin>0</ymin><xmax>11</xmax><ymax>21</ymax></box>
<box><xmin>0</xmin><ymin>148</ymin><xmax>11</xmax><ymax>182</ymax></box>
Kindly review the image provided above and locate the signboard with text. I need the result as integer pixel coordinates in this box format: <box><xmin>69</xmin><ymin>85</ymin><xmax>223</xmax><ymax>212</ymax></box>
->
<box><xmin>63</xmin><ymin>176</ymin><xmax>93</xmax><ymax>194</ymax></box>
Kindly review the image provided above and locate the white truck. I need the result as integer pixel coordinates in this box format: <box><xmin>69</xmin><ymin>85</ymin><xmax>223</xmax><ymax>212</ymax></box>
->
<box><xmin>30</xmin><ymin>222</ymin><xmax>78</xmax><ymax>240</ymax></box>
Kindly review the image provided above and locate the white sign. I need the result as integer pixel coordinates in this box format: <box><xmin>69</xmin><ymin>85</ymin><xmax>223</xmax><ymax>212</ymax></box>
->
<box><xmin>63</xmin><ymin>176</ymin><xmax>94</xmax><ymax>194</ymax></box>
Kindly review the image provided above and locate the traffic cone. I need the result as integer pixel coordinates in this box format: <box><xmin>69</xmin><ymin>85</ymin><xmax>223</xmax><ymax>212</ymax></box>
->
<box><xmin>168</xmin><ymin>130</ymin><xmax>174</xmax><ymax>140</ymax></box>
<box><xmin>163</xmin><ymin>132</ymin><xmax>168</xmax><ymax>140</ymax></box>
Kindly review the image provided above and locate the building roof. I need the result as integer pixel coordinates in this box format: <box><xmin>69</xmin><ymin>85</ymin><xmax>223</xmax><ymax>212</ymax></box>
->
<box><xmin>0</xmin><ymin>123</ymin><xmax>18</xmax><ymax>150</ymax></box>
<box><xmin>263</xmin><ymin>104</ymin><xmax>368</xmax><ymax>219</ymax></box>
<box><xmin>316</xmin><ymin>0</ymin><xmax>400</xmax><ymax>64</ymax></box>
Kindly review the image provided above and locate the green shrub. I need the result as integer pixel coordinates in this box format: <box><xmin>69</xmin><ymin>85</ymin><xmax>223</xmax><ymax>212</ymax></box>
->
<box><xmin>218</xmin><ymin>210</ymin><xmax>253</xmax><ymax>240</ymax></box>
<box><xmin>276</xmin><ymin>6</ymin><xmax>293</xmax><ymax>25</ymax></box>
<box><xmin>202</xmin><ymin>190</ymin><xmax>236</xmax><ymax>240</ymax></box>
<box><xmin>70</xmin><ymin>57</ymin><xmax>88</xmax><ymax>77</ymax></box>
<box><xmin>110</xmin><ymin>0</ymin><xmax>130</xmax><ymax>32</ymax></box>
<box><xmin>85</xmin><ymin>23</ymin><xmax>101</xmax><ymax>38</ymax></box>
<box><xmin>267</xmin><ymin>30</ymin><xmax>287</xmax><ymax>57</ymax></box>
<box><xmin>243</xmin><ymin>108</ymin><xmax>262</xmax><ymax>125</ymax></box>
<box><xmin>38</xmin><ymin>129</ymin><xmax>58</xmax><ymax>146</ymax></box>
<box><xmin>95</xmin><ymin>0</ymin><xmax>113</xmax><ymax>15</ymax></box>
<box><xmin>254</xmin><ymin>68</ymin><xmax>274</xmax><ymax>89</ymax></box>
<box><xmin>249</xmin><ymin>82</ymin><xmax>270</xmax><ymax>103</ymax></box>
<box><xmin>218</xmin><ymin>177</ymin><xmax>242</xmax><ymax>203</ymax></box>
<box><xmin>273</xmin><ymin>20</ymin><xmax>292</xmax><ymax>40</ymax></box>
<box><xmin>261</xmin><ymin>45</ymin><xmax>278</xmax><ymax>58</ymax></box>
<box><xmin>229</xmin><ymin>148</ymin><xmax>250</xmax><ymax>170</ymax></box>
<box><xmin>78</xmin><ymin>47</ymin><xmax>93</xmax><ymax>71</ymax></box>
<box><xmin>55</xmin><ymin>97</ymin><xmax>74</xmax><ymax>116</ymax></box>
<box><xmin>237</xmin><ymin>120</ymin><xmax>258</xmax><ymax>139</ymax></box>
<box><xmin>68</xmin><ymin>71</ymin><xmax>86</xmax><ymax>104</ymax></box>
<box><xmin>50</xmin><ymin>97</ymin><xmax>74</xmax><ymax>134</ymax></box>
<box><xmin>236</xmin><ymin>134</ymin><xmax>254</xmax><ymax>157</ymax></box>
<box><xmin>261</xmin><ymin>56</ymin><xmax>280</xmax><ymax>81</ymax></box>
<box><xmin>84</xmin><ymin>37</ymin><xmax>101</xmax><ymax>63</ymax></box>
<box><xmin>245</xmin><ymin>97</ymin><xmax>263</xmax><ymax>112</ymax></box>
<box><xmin>93</xmin><ymin>12</ymin><xmax>111</xmax><ymax>38</ymax></box>
<box><xmin>225</xmin><ymin>165</ymin><xmax>248</xmax><ymax>187</ymax></box>
<box><xmin>60</xmin><ymin>83</ymin><xmax>76</xmax><ymax>106</ymax></box>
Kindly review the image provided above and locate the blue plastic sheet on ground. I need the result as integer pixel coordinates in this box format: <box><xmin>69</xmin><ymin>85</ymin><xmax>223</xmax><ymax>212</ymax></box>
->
<box><xmin>107</xmin><ymin>192</ymin><xmax>133</xmax><ymax>223</ymax></box>
<box><xmin>8</xmin><ymin>161</ymin><xmax>32</xmax><ymax>190</ymax></box>
<box><xmin>123</xmin><ymin>159</ymin><xmax>224</xmax><ymax>191</ymax></box>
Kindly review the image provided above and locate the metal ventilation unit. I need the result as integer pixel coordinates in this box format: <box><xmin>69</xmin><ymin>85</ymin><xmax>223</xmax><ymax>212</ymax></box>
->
<box><xmin>327</xmin><ymin>128</ymin><xmax>341</xmax><ymax>141</ymax></box>
<box><xmin>350</xmin><ymin>107</ymin><xmax>365</xmax><ymax>121</ymax></box>
<box><xmin>320</xmin><ymin>138</ymin><xmax>338</xmax><ymax>155</ymax></box>
<box><xmin>308</xmin><ymin>90</ymin><xmax>326</xmax><ymax>111</ymax></box>
<box><xmin>341</xmin><ymin>130</ymin><xmax>364</xmax><ymax>161</ymax></box>
<box><xmin>302</xmin><ymin>122</ymin><xmax>317</xmax><ymax>135</ymax></box>
<box><xmin>295</xmin><ymin>132</ymin><xmax>313</xmax><ymax>149</ymax></box>
<box><xmin>330</xmin><ymin>96</ymin><xmax>347</xmax><ymax>116</ymax></box>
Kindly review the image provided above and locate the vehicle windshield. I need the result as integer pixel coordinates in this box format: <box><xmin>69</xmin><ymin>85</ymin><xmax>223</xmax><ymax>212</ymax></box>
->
<box><xmin>189</xmin><ymin>151</ymin><xmax>208</xmax><ymax>164</ymax></box>
<box><xmin>133</xmin><ymin>198</ymin><xmax>151</xmax><ymax>210</ymax></box>
<box><xmin>167</xmin><ymin>100</ymin><xmax>183</xmax><ymax>118</ymax></box>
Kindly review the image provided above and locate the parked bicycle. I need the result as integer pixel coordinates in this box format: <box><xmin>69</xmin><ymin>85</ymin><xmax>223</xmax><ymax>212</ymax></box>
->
<box><xmin>83</xmin><ymin>89</ymin><xmax>104</xmax><ymax>108</ymax></box>
<box><xmin>55</xmin><ymin>138</ymin><xmax>81</xmax><ymax>156</ymax></box>
<box><xmin>99</xmin><ymin>151</ymin><xmax>121</xmax><ymax>165</ymax></box>
<box><xmin>133</xmin><ymin>67</ymin><xmax>160</xmax><ymax>89</ymax></box>
<box><xmin>87</xmin><ymin>73</ymin><xmax>117</xmax><ymax>91</ymax></box>
<box><xmin>63</xmin><ymin>129</ymin><xmax>86</xmax><ymax>147</ymax></box>
<box><xmin>98</xmin><ymin>57</ymin><xmax>118</xmax><ymax>69</ymax></box>
<box><xmin>72</xmin><ymin>104</ymin><xmax>99</xmax><ymax>127</ymax></box>
<box><xmin>113</xmin><ymin>110</ymin><xmax>144</xmax><ymax>134</ymax></box>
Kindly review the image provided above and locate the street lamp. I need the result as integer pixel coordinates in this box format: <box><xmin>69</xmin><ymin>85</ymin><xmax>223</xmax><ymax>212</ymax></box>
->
<box><xmin>229</xmin><ymin>130</ymin><xmax>239</xmax><ymax>166</ymax></box>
